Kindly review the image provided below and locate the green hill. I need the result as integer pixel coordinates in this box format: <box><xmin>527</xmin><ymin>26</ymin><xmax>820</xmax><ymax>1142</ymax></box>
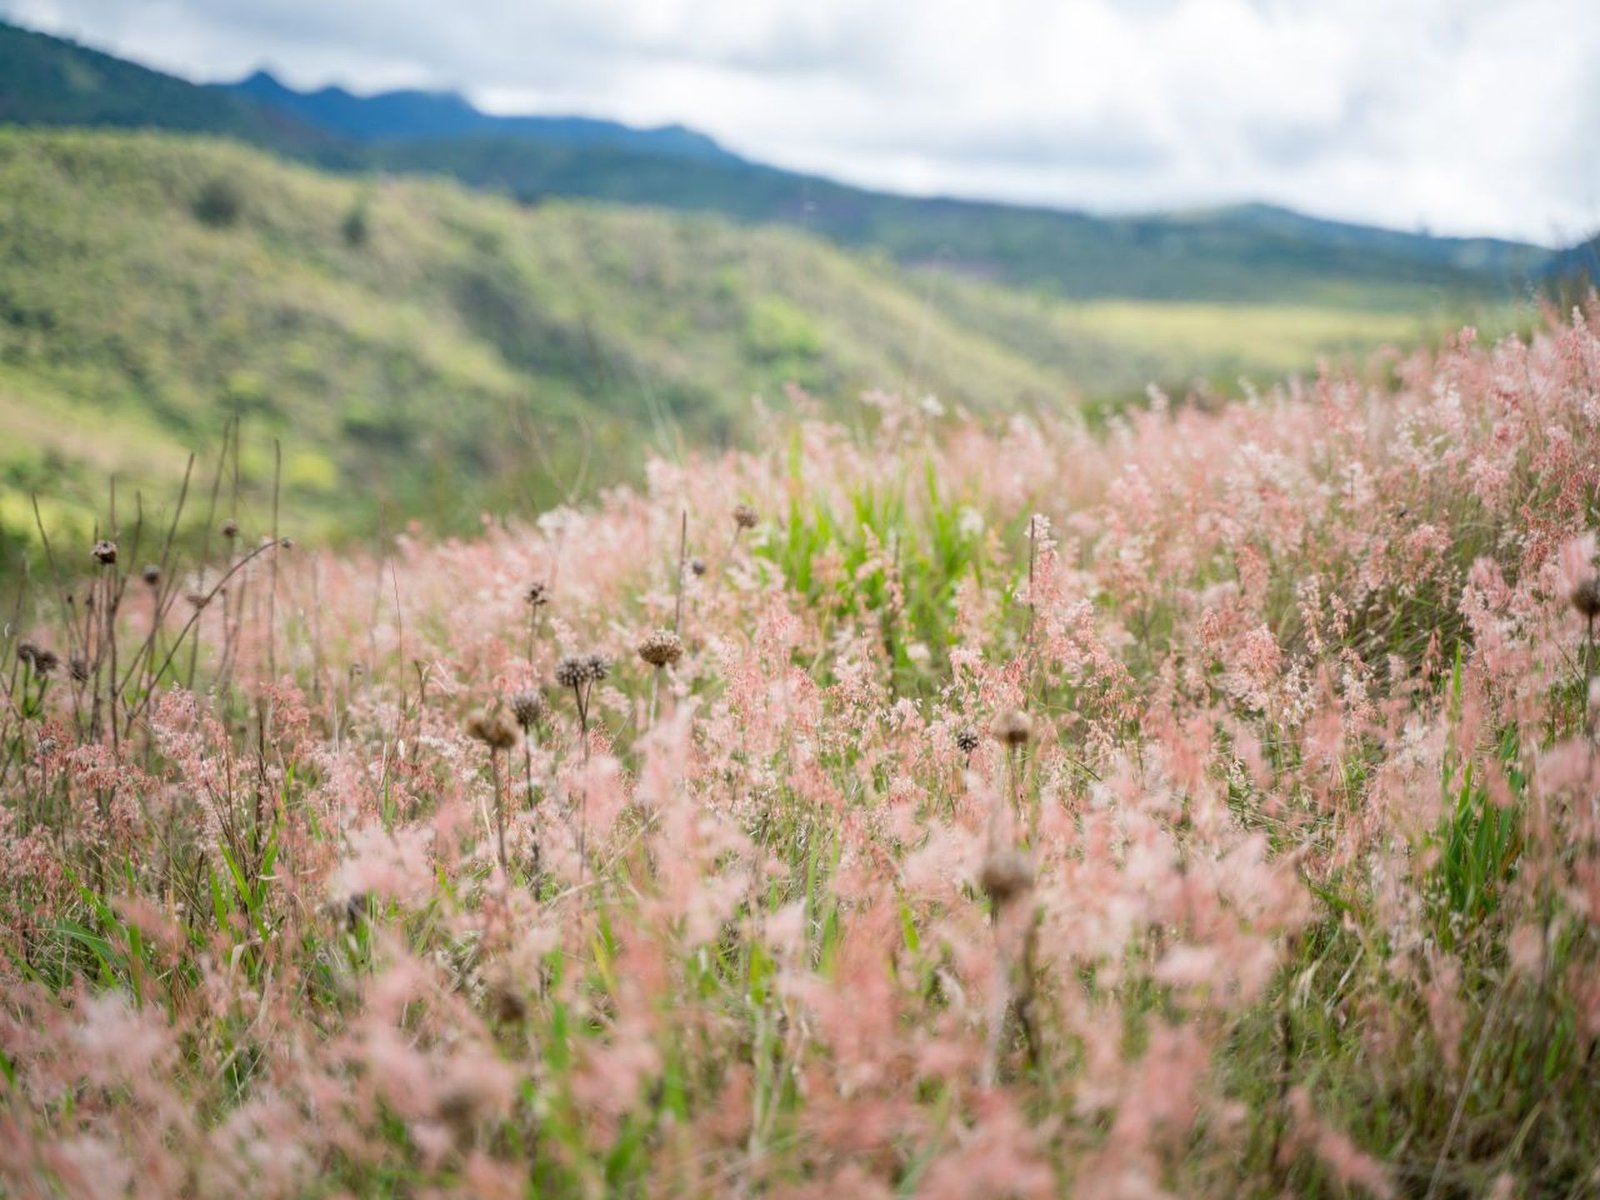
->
<box><xmin>0</xmin><ymin>128</ymin><xmax>1528</xmax><ymax>568</ymax></box>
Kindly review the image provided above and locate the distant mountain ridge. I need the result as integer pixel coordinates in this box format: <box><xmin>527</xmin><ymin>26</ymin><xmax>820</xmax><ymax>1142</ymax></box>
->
<box><xmin>218</xmin><ymin>69</ymin><xmax>737</xmax><ymax>163</ymax></box>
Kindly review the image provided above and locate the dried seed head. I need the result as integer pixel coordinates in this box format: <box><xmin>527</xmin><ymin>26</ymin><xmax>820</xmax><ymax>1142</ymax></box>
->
<box><xmin>141</xmin><ymin>563</ymin><xmax>161</xmax><ymax>586</ymax></box>
<box><xmin>1572</xmin><ymin>577</ymin><xmax>1600</xmax><ymax>620</ymax></box>
<box><xmin>509</xmin><ymin>688</ymin><xmax>545</xmax><ymax>729</ymax></box>
<box><xmin>466</xmin><ymin>709</ymin><xmax>519</xmax><ymax>752</ymax></box>
<box><xmin>955</xmin><ymin>726</ymin><xmax>981</xmax><ymax>755</ymax></box>
<box><xmin>69</xmin><ymin>656</ymin><xmax>89</xmax><ymax>683</ymax></box>
<box><xmin>555</xmin><ymin>654</ymin><xmax>587</xmax><ymax>689</ymax></box>
<box><xmin>186</xmin><ymin>590</ymin><xmax>210</xmax><ymax>609</ymax></box>
<box><xmin>584</xmin><ymin>652</ymin><xmax>610</xmax><ymax>683</ymax></box>
<box><xmin>16</xmin><ymin>640</ymin><xmax>37</xmax><ymax>667</ymax></box>
<box><xmin>637</xmin><ymin>628</ymin><xmax>685</xmax><ymax>668</ymax></box>
<box><xmin>990</xmin><ymin>707</ymin><xmax>1033</xmax><ymax>748</ymax></box>
<box><xmin>92</xmin><ymin>539</ymin><xmax>118</xmax><ymax>565</ymax></box>
<box><xmin>32</xmin><ymin>648</ymin><xmax>60</xmax><ymax>676</ymax></box>
<box><xmin>341</xmin><ymin>892</ymin><xmax>370</xmax><ymax>931</ymax></box>
<box><xmin>524</xmin><ymin>581</ymin><xmax>550</xmax><ymax>608</ymax></box>
<box><xmin>733</xmin><ymin>503</ymin><xmax>758</xmax><ymax>530</ymax></box>
<box><xmin>689</xmin><ymin>557</ymin><xmax>707</xmax><ymax>577</ymax></box>
<box><xmin>221</xmin><ymin>518</ymin><xmax>240</xmax><ymax>539</ymax></box>
<box><xmin>979</xmin><ymin>848</ymin><xmax>1036</xmax><ymax>908</ymax></box>
<box><xmin>486</xmin><ymin>966</ymin><xmax>528</xmax><ymax>1024</ymax></box>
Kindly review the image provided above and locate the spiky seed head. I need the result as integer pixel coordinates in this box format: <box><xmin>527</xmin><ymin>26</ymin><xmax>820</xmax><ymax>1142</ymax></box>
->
<box><xmin>979</xmin><ymin>848</ymin><xmax>1035</xmax><ymax>907</ymax></box>
<box><xmin>733</xmin><ymin>503</ymin><xmax>758</xmax><ymax>530</ymax></box>
<box><xmin>955</xmin><ymin>726</ymin><xmax>981</xmax><ymax>755</ymax></box>
<box><xmin>32</xmin><ymin>648</ymin><xmax>60</xmax><ymax>675</ymax></box>
<box><xmin>555</xmin><ymin>655</ymin><xmax>587</xmax><ymax>689</ymax></box>
<box><xmin>637</xmin><ymin>628</ymin><xmax>685</xmax><ymax>668</ymax></box>
<box><xmin>69</xmin><ymin>656</ymin><xmax>89</xmax><ymax>683</ymax></box>
<box><xmin>141</xmin><ymin>563</ymin><xmax>161</xmax><ymax>586</ymax></box>
<box><xmin>689</xmin><ymin>557</ymin><xmax>707</xmax><ymax>577</ymax></box>
<box><xmin>466</xmin><ymin>708</ymin><xmax>519</xmax><ymax>752</ymax></box>
<box><xmin>990</xmin><ymin>707</ymin><xmax>1033</xmax><ymax>748</ymax></box>
<box><xmin>92</xmin><ymin>540</ymin><xmax>118</xmax><ymax>565</ymax></box>
<box><xmin>221</xmin><ymin>518</ymin><xmax>240</xmax><ymax>539</ymax></box>
<box><xmin>509</xmin><ymin>689</ymin><xmax>545</xmax><ymax>729</ymax></box>
<box><xmin>584</xmin><ymin>651</ymin><xmax>610</xmax><ymax>682</ymax></box>
<box><xmin>524</xmin><ymin>581</ymin><xmax>550</xmax><ymax>608</ymax></box>
<box><xmin>16</xmin><ymin>641</ymin><xmax>37</xmax><ymax>667</ymax></box>
<box><xmin>1572</xmin><ymin>577</ymin><xmax>1600</xmax><ymax>620</ymax></box>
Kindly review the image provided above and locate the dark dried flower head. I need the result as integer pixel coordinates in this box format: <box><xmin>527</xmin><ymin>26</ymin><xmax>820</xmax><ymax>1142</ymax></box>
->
<box><xmin>979</xmin><ymin>848</ymin><xmax>1036</xmax><ymax>907</ymax></box>
<box><xmin>509</xmin><ymin>689</ymin><xmax>546</xmax><ymax>729</ymax></box>
<box><xmin>341</xmin><ymin>892</ymin><xmax>370</xmax><ymax>931</ymax></box>
<box><xmin>1572</xmin><ymin>577</ymin><xmax>1600</xmax><ymax>620</ymax></box>
<box><xmin>584</xmin><ymin>652</ymin><xmax>610</xmax><ymax>682</ymax></box>
<box><xmin>689</xmin><ymin>557</ymin><xmax>707</xmax><ymax>577</ymax></box>
<box><xmin>221</xmin><ymin>518</ymin><xmax>240</xmax><ymax>539</ymax></box>
<box><xmin>69</xmin><ymin>656</ymin><xmax>89</xmax><ymax>683</ymax></box>
<box><xmin>16</xmin><ymin>640</ymin><xmax>37</xmax><ymax>667</ymax></box>
<box><xmin>637</xmin><ymin>628</ymin><xmax>685</xmax><ymax>668</ymax></box>
<box><xmin>733</xmin><ymin>503</ymin><xmax>758</xmax><ymax>530</ymax></box>
<box><xmin>141</xmin><ymin>563</ymin><xmax>161</xmax><ymax>586</ymax></box>
<box><xmin>955</xmin><ymin>726</ymin><xmax>981</xmax><ymax>755</ymax></box>
<box><xmin>524</xmin><ymin>581</ymin><xmax>550</xmax><ymax>608</ymax></box>
<box><xmin>990</xmin><ymin>707</ymin><xmax>1033</xmax><ymax>748</ymax></box>
<box><xmin>466</xmin><ymin>708</ymin><xmax>519</xmax><ymax>752</ymax></box>
<box><xmin>32</xmin><ymin>648</ymin><xmax>60</xmax><ymax>676</ymax></box>
<box><xmin>92</xmin><ymin>539</ymin><xmax>118</xmax><ymax>565</ymax></box>
<box><xmin>487</xmin><ymin>966</ymin><xmax>528</xmax><ymax>1024</ymax></box>
<box><xmin>555</xmin><ymin>655</ymin><xmax>587</xmax><ymax>689</ymax></box>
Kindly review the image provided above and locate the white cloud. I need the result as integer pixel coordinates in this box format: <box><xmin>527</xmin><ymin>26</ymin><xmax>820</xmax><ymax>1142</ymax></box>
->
<box><xmin>6</xmin><ymin>0</ymin><xmax>1597</xmax><ymax>243</ymax></box>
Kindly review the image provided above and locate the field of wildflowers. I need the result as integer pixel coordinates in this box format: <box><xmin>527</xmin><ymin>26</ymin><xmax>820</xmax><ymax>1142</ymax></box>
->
<box><xmin>3</xmin><ymin>306</ymin><xmax>1600</xmax><ymax>1198</ymax></box>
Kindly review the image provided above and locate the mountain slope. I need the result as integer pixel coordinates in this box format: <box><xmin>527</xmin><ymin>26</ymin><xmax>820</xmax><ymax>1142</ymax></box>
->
<box><xmin>1</xmin><ymin>128</ymin><xmax>1500</xmax><ymax>564</ymax></box>
<box><xmin>0</xmin><ymin>128</ymin><xmax>1065</xmax><ymax>553</ymax></box>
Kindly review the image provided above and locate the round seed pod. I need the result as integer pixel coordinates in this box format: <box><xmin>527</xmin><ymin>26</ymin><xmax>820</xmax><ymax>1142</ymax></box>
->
<box><xmin>990</xmin><ymin>707</ymin><xmax>1033</xmax><ymax>748</ymax></box>
<box><xmin>979</xmin><ymin>849</ymin><xmax>1035</xmax><ymax>907</ymax></box>
<box><xmin>466</xmin><ymin>709</ymin><xmax>519</xmax><ymax>752</ymax></box>
<box><xmin>509</xmin><ymin>689</ymin><xmax>546</xmax><ymax>729</ymax></box>
<box><xmin>1572</xmin><ymin>577</ymin><xmax>1600</xmax><ymax>620</ymax></box>
<box><xmin>637</xmin><ymin>628</ymin><xmax>685</xmax><ymax>668</ymax></box>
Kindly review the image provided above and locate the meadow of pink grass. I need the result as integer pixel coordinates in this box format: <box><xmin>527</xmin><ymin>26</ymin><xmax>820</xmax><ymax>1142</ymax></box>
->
<box><xmin>2</xmin><ymin>306</ymin><xmax>1600</xmax><ymax>1197</ymax></box>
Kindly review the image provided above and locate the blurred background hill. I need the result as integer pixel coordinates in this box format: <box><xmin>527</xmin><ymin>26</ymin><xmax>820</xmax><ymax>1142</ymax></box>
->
<box><xmin>0</xmin><ymin>16</ymin><xmax>1588</xmax><ymax>565</ymax></box>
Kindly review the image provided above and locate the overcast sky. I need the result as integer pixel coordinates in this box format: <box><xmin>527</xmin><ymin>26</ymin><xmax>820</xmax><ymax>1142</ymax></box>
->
<box><xmin>6</xmin><ymin>0</ymin><xmax>1597</xmax><ymax>245</ymax></box>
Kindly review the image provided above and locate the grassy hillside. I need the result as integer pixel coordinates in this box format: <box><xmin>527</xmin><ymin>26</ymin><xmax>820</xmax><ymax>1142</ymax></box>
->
<box><xmin>0</xmin><ymin>128</ymin><xmax>1527</xmax><ymax>567</ymax></box>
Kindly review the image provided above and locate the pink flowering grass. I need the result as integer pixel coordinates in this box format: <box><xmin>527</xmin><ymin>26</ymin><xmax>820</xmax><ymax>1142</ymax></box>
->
<box><xmin>3</xmin><ymin>305</ymin><xmax>1600</xmax><ymax>1197</ymax></box>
